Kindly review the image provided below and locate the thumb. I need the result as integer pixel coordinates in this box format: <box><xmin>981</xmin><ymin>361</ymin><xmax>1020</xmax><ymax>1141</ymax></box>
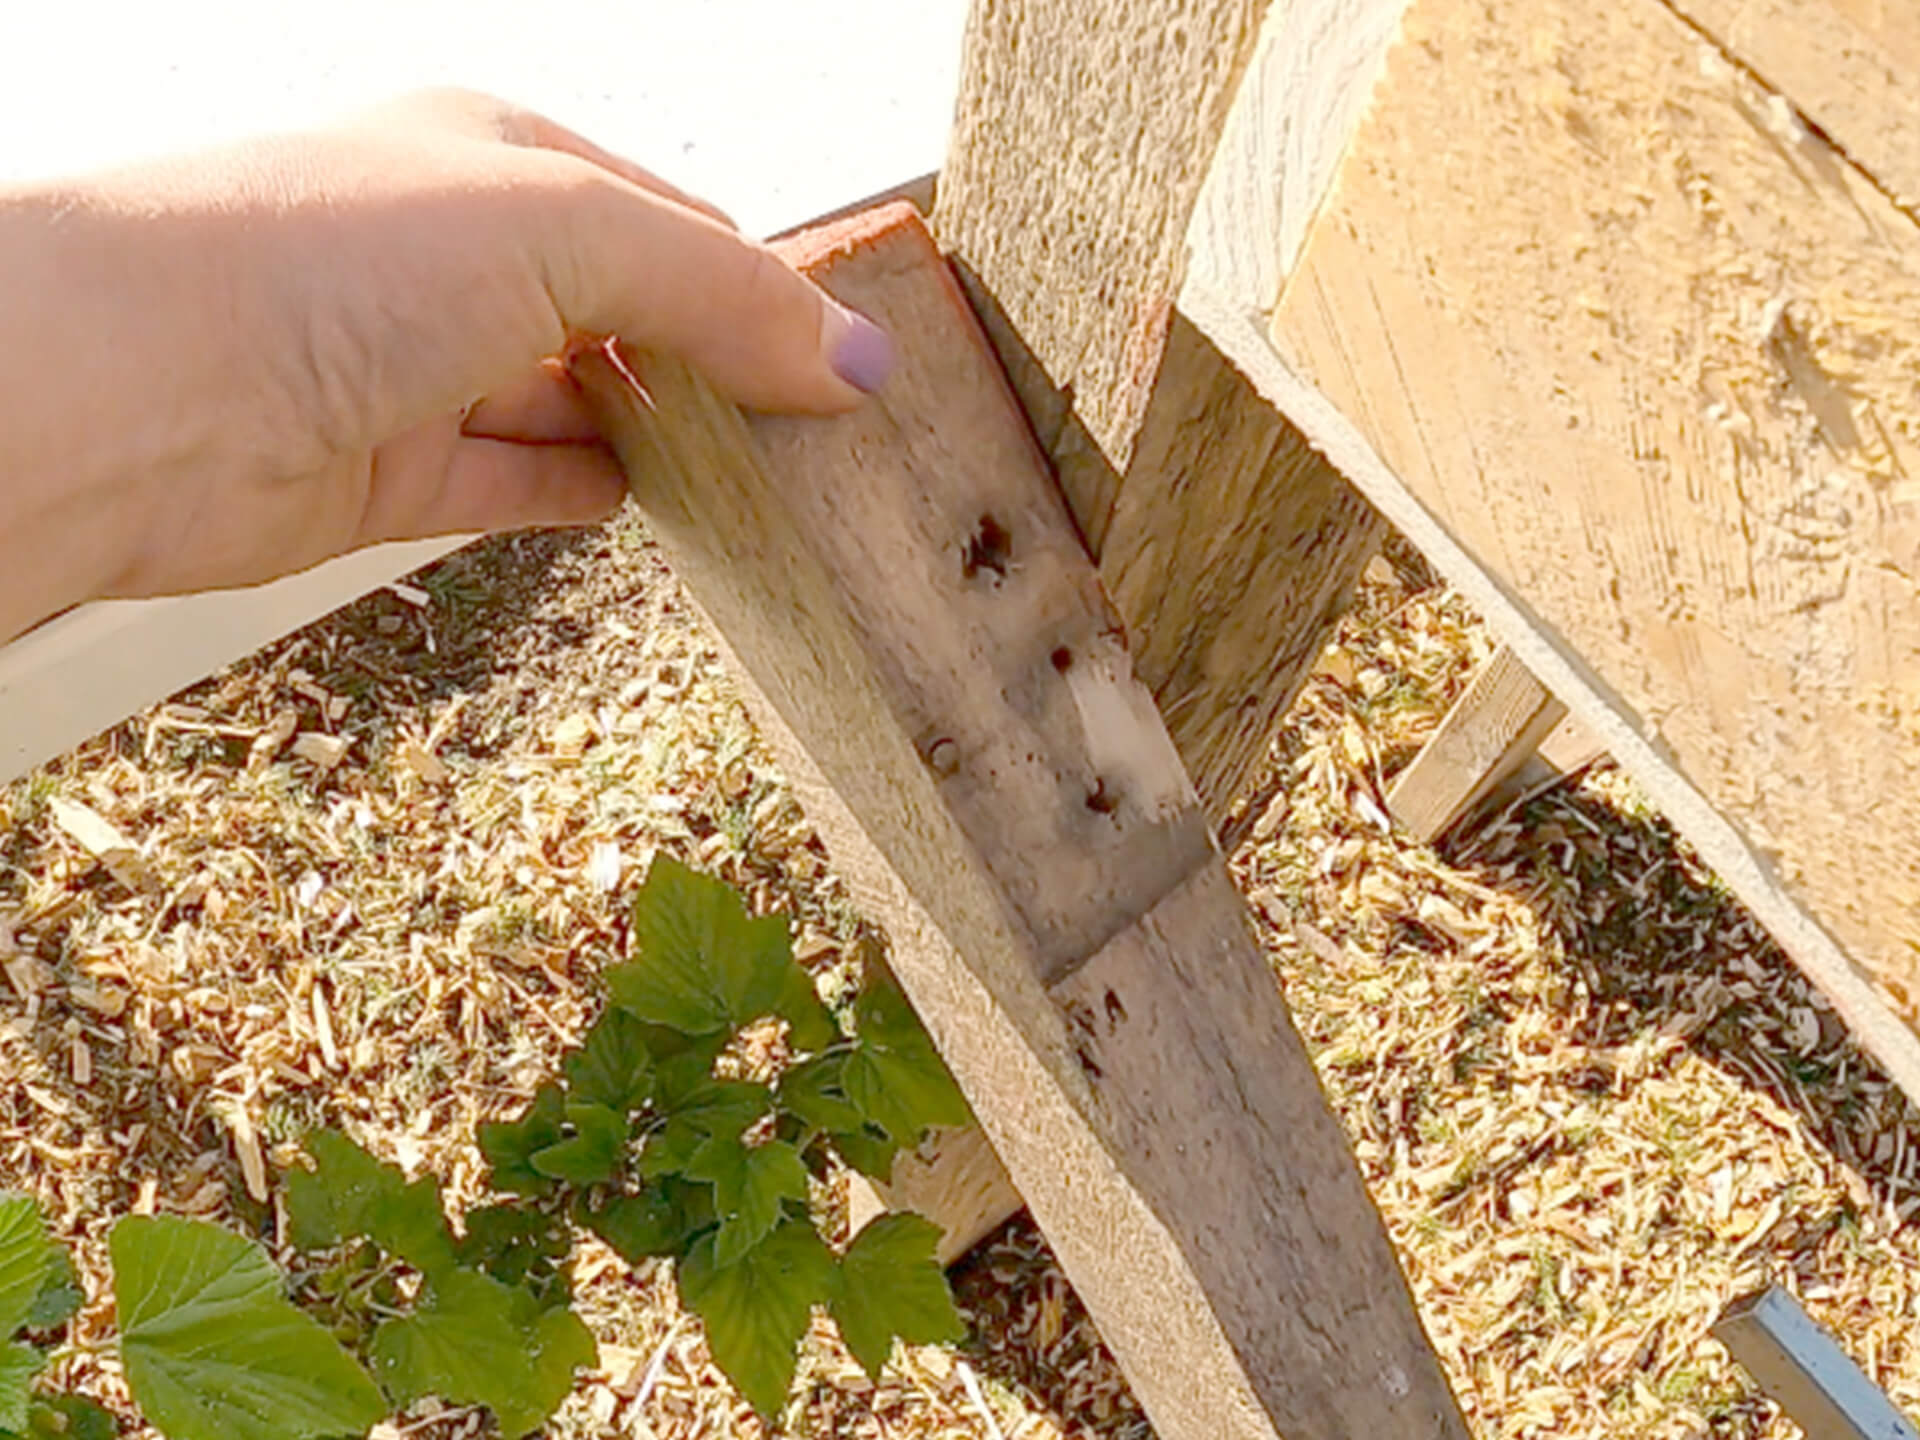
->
<box><xmin>537</xmin><ymin>172</ymin><xmax>894</xmax><ymax>414</ymax></box>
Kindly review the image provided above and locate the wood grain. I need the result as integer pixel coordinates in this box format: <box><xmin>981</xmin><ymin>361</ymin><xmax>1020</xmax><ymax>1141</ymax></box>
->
<box><xmin>845</xmin><ymin>1126</ymin><xmax>1020</xmax><ymax>1268</ymax></box>
<box><xmin>575</xmin><ymin>205</ymin><xmax>1466</xmax><ymax>1440</ymax></box>
<box><xmin>934</xmin><ymin>0</ymin><xmax>1381</xmax><ymax>820</ymax></box>
<box><xmin>1388</xmin><ymin>646</ymin><xmax>1570</xmax><ymax>843</ymax></box>
<box><xmin>1667</xmin><ymin>0</ymin><xmax>1920</xmax><ymax>216</ymax></box>
<box><xmin>1262</xmin><ymin>0</ymin><xmax>1920</xmax><ymax>1047</ymax></box>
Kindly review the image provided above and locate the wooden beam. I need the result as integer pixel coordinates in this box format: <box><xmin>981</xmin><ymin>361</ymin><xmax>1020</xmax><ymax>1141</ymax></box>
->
<box><xmin>933</xmin><ymin>0</ymin><xmax>1381</xmax><ymax>819</ymax></box>
<box><xmin>845</xmin><ymin>1125</ymin><xmax>1018</xmax><ymax>1269</ymax></box>
<box><xmin>1180</xmin><ymin>0</ymin><xmax>1920</xmax><ymax>1099</ymax></box>
<box><xmin>574</xmin><ymin>205</ymin><xmax>1466</xmax><ymax>1440</ymax></box>
<box><xmin>1665</xmin><ymin>0</ymin><xmax>1920</xmax><ymax>216</ymax></box>
<box><xmin>1387</xmin><ymin>645</ymin><xmax>1570</xmax><ymax>844</ymax></box>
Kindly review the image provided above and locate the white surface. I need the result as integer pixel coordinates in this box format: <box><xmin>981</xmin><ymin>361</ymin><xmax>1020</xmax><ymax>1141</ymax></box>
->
<box><xmin>1</xmin><ymin>1</ymin><xmax>966</xmax><ymax>238</ymax></box>
<box><xmin>0</xmin><ymin>2</ymin><xmax>964</xmax><ymax>782</ymax></box>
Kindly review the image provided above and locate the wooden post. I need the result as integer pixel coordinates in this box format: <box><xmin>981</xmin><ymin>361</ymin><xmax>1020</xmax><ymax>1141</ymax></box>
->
<box><xmin>1387</xmin><ymin>645</ymin><xmax>1571</xmax><ymax>844</ymax></box>
<box><xmin>574</xmin><ymin>206</ymin><xmax>1467</xmax><ymax>1440</ymax></box>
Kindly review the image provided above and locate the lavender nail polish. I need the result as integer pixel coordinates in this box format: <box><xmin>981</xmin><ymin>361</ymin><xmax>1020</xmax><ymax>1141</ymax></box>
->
<box><xmin>831</xmin><ymin>310</ymin><xmax>896</xmax><ymax>394</ymax></box>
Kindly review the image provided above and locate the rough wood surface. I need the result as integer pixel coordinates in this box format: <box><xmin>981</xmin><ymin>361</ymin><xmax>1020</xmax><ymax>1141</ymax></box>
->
<box><xmin>1202</xmin><ymin>0</ymin><xmax>1920</xmax><ymax>1086</ymax></box>
<box><xmin>934</xmin><ymin>0</ymin><xmax>1380</xmax><ymax>820</ymax></box>
<box><xmin>1668</xmin><ymin>0</ymin><xmax>1920</xmax><ymax>216</ymax></box>
<box><xmin>575</xmin><ymin>205</ymin><xmax>1466</xmax><ymax>1440</ymax></box>
<box><xmin>1388</xmin><ymin>646</ymin><xmax>1570</xmax><ymax>844</ymax></box>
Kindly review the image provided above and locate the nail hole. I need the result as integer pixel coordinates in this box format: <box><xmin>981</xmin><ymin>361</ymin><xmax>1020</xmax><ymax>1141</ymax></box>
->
<box><xmin>962</xmin><ymin>514</ymin><xmax>1012</xmax><ymax>580</ymax></box>
<box><xmin>1050</xmin><ymin>646</ymin><xmax>1074</xmax><ymax>672</ymax></box>
<box><xmin>1104</xmin><ymin>988</ymin><xmax>1128</xmax><ymax>1025</ymax></box>
<box><xmin>1085</xmin><ymin>778</ymin><xmax>1117</xmax><ymax>814</ymax></box>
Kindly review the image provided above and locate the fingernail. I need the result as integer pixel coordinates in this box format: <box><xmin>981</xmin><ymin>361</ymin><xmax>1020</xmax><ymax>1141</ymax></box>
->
<box><xmin>826</xmin><ymin>304</ymin><xmax>895</xmax><ymax>394</ymax></box>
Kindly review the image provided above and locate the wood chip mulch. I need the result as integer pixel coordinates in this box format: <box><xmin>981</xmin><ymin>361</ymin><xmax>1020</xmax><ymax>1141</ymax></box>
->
<box><xmin>1</xmin><ymin>516</ymin><xmax>1915</xmax><ymax>1439</ymax></box>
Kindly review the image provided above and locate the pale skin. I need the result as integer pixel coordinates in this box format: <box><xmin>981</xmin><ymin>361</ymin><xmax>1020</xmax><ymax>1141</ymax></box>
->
<box><xmin>0</xmin><ymin>89</ymin><xmax>894</xmax><ymax>645</ymax></box>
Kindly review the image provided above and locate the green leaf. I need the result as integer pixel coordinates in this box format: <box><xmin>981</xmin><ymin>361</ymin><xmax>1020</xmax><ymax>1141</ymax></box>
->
<box><xmin>284</xmin><ymin>1130</ymin><xmax>456</xmax><ymax>1276</ymax></box>
<box><xmin>23</xmin><ymin>1250</ymin><xmax>82</xmax><ymax>1331</ymax></box>
<box><xmin>530</xmin><ymin>1103</ymin><xmax>628</xmax><ymax>1187</ymax></box>
<box><xmin>640</xmin><ymin>1081</ymin><xmax>771</xmax><ymax>1180</ymax></box>
<box><xmin>825</xmin><ymin>1125</ymin><xmax>904</xmax><ymax>1183</ymax></box>
<box><xmin>522</xmin><ymin>1303</ymin><xmax>596</xmax><ymax>1430</ymax></box>
<box><xmin>455</xmin><ymin>1204</ymin><xmax>570</xmax><ymax>1299</ymax></box>
<box><xmin>677</xmin><ymin>1221</ymin><xmax>835</xmax><ymax>1420</ymax></box>
<box><xmin>829</xmin><ymin>1215</ymin><xmax>965</xmax><ymax>1380</ymax></box>
<box><xmin>608</xmin><ymin>856</ymin><xmax>794</xmax><ymax>1034</ymax></box>
<box><xmin>0</xmin><ymin>1198</ymin><xmax>55</xmax><ymax>1337</ymax></box>
<box><xmin>19</xmin><ymin>1395</ymin><xmax>116</xmax><ymax>1440</ymax></box>
<box><xmin>842</xmin><ymin>982</ymin><xmax>971</xmax><ymax>1147</ymax></box>
<box><xmin>0</xmin><ymin>1343</ymin><xmax>42</xmax><ymax>1432</ymax></box>
<box><xmin>370</xmin><ymin>1269</ymin><xmax>537</xmax><ymax>1434</ymax></box>
<box><xmin>776</xmin><ymin>963</ymin><xmax>837</xmax><ymax>1054</ymax></box>
<box><xmin>686</xmin><ymin>1137</ymin><xmax>809</xmax><ymax>1268</ymax></box>
<box><xmin>478</xmin><ymin>1085</ymin><xmax>567</xmax><ymax>1197</ymax></box>
<box><xmin>644</xmin><ymin>1026</ymin><xmax>730</xmax><ymax>1101</ymax></box>
<box><xmin>583</xmin><ymin>1179</ymin><xmax>715</xmax><ymax>1263</ymax></box>
<box><xmin>565</xmin><ymin>1008</ymin><xmax>654</xmax><ymax>1114</ymax></box>
<box><xmin>111</xmin><ymin>1216</ymin><xmax>385</xmax><ymax>1440</ymax></box>
<box><xmin>776</xmin><ymin>1054</ymin><xmax>863</xmax><ymax>1134</ymax></box>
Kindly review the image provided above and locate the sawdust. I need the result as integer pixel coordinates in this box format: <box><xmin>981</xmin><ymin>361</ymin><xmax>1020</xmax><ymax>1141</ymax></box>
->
<box><xmin>0</xmin><ymin>516</ymin><xmax>1914</xmax><ymax>1438</ymax></box>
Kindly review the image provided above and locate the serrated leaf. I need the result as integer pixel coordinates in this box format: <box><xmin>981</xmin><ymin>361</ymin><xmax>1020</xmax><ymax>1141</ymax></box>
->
<box><xmin>608</xmin><ymin>856</ymin><xmax>794</xmax><ymax>1034</ymax></box>
<box><xmin>478</xmin><ymin>1085</ymin><xmax>566</xmax><ymax>1197</ymax></box>
<box><xmin>0</xmin><ymin>1198</ymin><xmax>54</xmax><ymax>1338</ymax></box>
<box><xmin>677</xmin><ymin>1221</ymin><xmax>835</xmax><ymax>1420</ymax></box>
<box><xmin>455</xmin><ymin>1204</ymin><xmax>569</xmax><ymax>1299</ymax></box>
<box><xmin>19</xmin><ymin>1395</ymin><xmax>116</xmax><ymax>1440</ymax></box>
<box><xmin>370</xmin><ymin>1269</ymin><xmax>543</xmax><ymax>1436</ymax></box>
<box><xmin>112</xmin><ymin>1216</ymin><xmax>385</xmax><ymax>1440</ymax></box>
<box><xmin>23</xmin><ymin>1250</ymin><xmax>81</xmax><ymax>1331</ymax></box>
<box><xmin>564</xmin><ymin>1008</ymin><xmax>654</xmax><ymax>1114</ymax></box>
<box><xmin>776</xmin><ymin>1054</ymin><xmax>863</xmax><ymax>1134</ymax></box>
<box><xmin>843</xmin><ymin>982</ymin><xmax>971</xmax><ymax>1147</ymax></box>
<box><xmin>0</xmin><ymin>1343</ymin><xmax>42</xmax><ymax>1432</ymax></box>
<box><xmin>285</xmin><ymin>1130</ymin><xmax>456</xmax><ymax>1276</ymax></box>
<box><xmin>829</xmin><ymin>1215</ymin><xmax>965</xmax><ymax>1380</ymax></box>
<box><xmin>530</xmin><ymin>1103</ymin><xmax>628</xmax><ymax>1186</ymax></box>
<box><xmin>826</xmin><ymin>1125</ymin><xmax>904</xmax><ymax>1183</ymax></box>
<box><xmin>685</xmin><ymin>1137</ymin><xmax>809</xmax><ymax>1267</ymax></box>
<box><xmin>640</xmin><ymin>1081</ymin><xmax>772</xmax><ymax>1180</ymax></box>
<box><xmin>583</xmin><ymin>1179</ymin><xmax>715</xmax><ymax>1263</ymax></box>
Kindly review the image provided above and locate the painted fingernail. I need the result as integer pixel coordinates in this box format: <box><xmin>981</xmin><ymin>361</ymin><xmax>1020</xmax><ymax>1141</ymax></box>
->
<box><xmin>827</xmin><ymin>304</ymin><xmax>895</xmax><ymax>394</ymax></box>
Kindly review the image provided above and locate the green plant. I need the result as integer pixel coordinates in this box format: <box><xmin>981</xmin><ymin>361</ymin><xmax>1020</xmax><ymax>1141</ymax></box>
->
<box><xmin>3</xmin><ymin>855</ymin><xmax>972</xmax><ymax>1438</ymax></box>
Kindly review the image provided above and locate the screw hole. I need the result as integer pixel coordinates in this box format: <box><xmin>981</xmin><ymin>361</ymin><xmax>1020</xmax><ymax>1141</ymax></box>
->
<box><xmin>1085</xmin><ymin>778</ymin><xmax>1117</xmax><ymax>814</ymax></box>
<box><xmin>1050</xmin><ymin>646</ymin><xmax>1074</xmax><ymax>672</ymax></box>
<box><xmin>962</xmin><ymin>514</ymin><xmax>1013</xmax><ymax>580</ymax></box>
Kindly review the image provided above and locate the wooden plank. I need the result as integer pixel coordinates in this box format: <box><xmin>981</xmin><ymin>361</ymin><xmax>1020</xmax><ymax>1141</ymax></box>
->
<box><xmin>1179</xmin><ymin>0</ymin><xmax>1920</xmax><ymax>1099</ymax></box>
<box><xmin>574</xmin><ymin>204</ymin><xmax>1467</xmax><ymax>1440</ymax></box>
<box><xmin>1714</xmin><ymin>1285</ymin><xmax>1920</xmax><ymax>1440</ymax></box>
<box><xmin>1666</xmin><ymin>0</ymin><xmax>1920</xmax><ymax>216</ymax></box>
<box><xmin>845</xmin><ymin>1125</ymin><xmax>1020</xmax><ymax>1268</ymax></box>
<box><xmin>934</xmin><ymin>0</ymin><xmax>1381</xmax><ymax>819</ymax></box>
<box><xmin>1388</xmin><ymin>645</ymin><xmax>1570</xmax><ymax>843</ymax></box>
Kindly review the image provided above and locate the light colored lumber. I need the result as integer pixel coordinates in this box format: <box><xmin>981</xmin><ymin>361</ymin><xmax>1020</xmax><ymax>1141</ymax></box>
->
<box><xmin>0</xmin><ymin>540</ymin><xmax>459</xmax><ymax>783</ymax></box>
<box><xmin>934</xmin><ymin>0</ymin><xmax>1382</xmax><ymax>818</ymax></box>
<box><xmin>1666</xmin><ymin>0</ymin><xmax>1920</xmax><ymax>216</ymax></box>
<box><xmin>574</xmin><ymin>204</ymin><xmax>1467</xmax><ymax>1440</ymax></box>
<box><xmin>1388</xmin><ymin>645</ymin><xmax>1569</xmax><ymax>843</ymax></box>
<box><xmin>1180</xmin><ymin>0</ymin><xmax>1920</xmax><ymax>1100</ymax></box>
<box><xmin>845</xmin><ymin>1126</ymin><xmax>1019</xmax><ymax>1269</ymax></box>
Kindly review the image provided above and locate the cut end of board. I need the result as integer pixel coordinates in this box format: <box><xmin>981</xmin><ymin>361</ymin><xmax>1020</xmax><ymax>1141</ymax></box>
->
<box><xmin>772</xmin><ymin>197</ymin><xmax>931</xmax><ymax>275</ymax></box>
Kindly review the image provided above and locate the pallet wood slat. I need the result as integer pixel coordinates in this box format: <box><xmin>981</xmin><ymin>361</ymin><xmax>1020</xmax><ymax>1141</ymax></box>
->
<box><xmin>574</xmin><ymin>204</ymin><xmax>1467</xmax><ymax>1440</ymax></box>
<box><xmin>934</xmin><ymin>0</ymin><xmax>1382</xmax><ymax>822</ymax></box>
<box><xmin>1388</xmin><ymin>644</ymin><xmax>1570</xmax><ymax>844</ymax></box>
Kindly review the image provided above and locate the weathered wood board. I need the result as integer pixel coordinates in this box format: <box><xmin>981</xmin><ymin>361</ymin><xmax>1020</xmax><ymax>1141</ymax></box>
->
<box><xmin>1203</xmin><ymin>0</ymin><xmax>1920</xmax><ymax>1075</ymax></box>
<box><xmin>575</xmin><ymin>205</ymin><xmax>1467</xmax><ymax>1440</ymax></box>
<box><xmin>935</xmin><ymin>0</ymin><xmax>1381</xmax><ymax>817</ymax></box>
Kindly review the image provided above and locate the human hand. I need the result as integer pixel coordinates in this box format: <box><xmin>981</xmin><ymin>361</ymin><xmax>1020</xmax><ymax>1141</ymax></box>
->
<box><xmin>0</xmin><ymin>89</ymin><xmax>893</xmax><ymax>642</ymax></box>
